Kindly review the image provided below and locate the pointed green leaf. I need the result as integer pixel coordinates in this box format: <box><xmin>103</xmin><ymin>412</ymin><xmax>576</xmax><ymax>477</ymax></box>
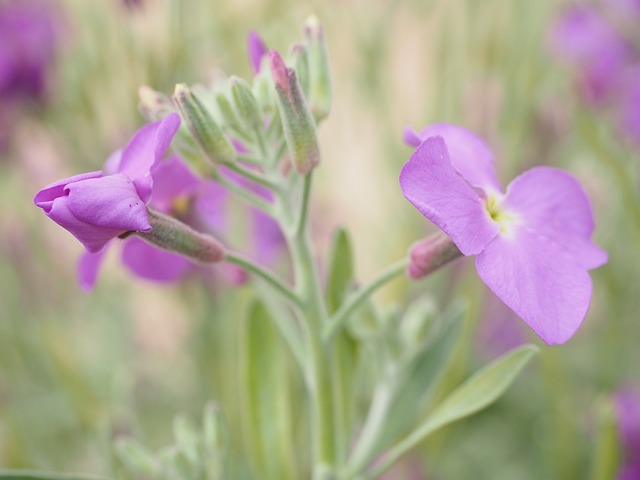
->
<box><xmin>368</xmin><ymin>344</ymin><xmax>539</xmax><ymax>479</ymax></box>
<box><xmin>325</xmin><ymin>227</ymin><xmax>355</xmax><ymax>314</ymax></box>
<box><xmin>240</xmin><ymin>299</ymin><xmax>297</xmax><ymax>480</ymax></box>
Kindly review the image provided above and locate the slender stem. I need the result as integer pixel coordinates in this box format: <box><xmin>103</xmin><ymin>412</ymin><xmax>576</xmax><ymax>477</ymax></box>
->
<box><xmin>221</xmin><ymin>160</ymin><xmax>281</xmax><ymax>192</ymax></box>
<box><xmin>254</xmin><ymin>126</ymin><xmax>270</xmax><ymax>161</ymax></box>
<box><xmin>225</xmin><ymin>251</ymin><xmax>301</xmax><ymax>307</ymax></box>
<box><xmin>323</xmin><ymin>259</ymin><xmax>408</xmax><ymax>341</ymax></box>
<box><xmin>296</xmin><ymin>173</ymin><xmax>313</xmax><ymax>236</ymax></box>
<box><xmin>236</xmin><ymin>153</ymin><xmax>262</xmax><ymax>165</ymax></box>
<box><xmin>212</xmin><ymin>173</ymin><xmax>274</xmax><ymax>214</ymax></box>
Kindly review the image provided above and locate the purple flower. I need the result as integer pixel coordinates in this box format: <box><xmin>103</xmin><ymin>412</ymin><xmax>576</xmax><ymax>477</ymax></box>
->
<box><xmin>0</xmin><ymin>0</ymin><xmax>57</xmax><ymax>99</ymax></box>
<box><xmin>400</xmin><ymin>123</ymin><xmax>607</xmax><ymax>345</ymax></box>
<box><xmin>77</xmin><ymin>155</ymin><xmax>284</xmax><ymax>291</ymax></box>
<box><xmin>247</xmin><ymin>31</ymin><xmax>267</xmax><ymax>75</ymax></box>
<box><xmin>615</xmin><ymin>386</ymin><xmax>640</xmax><ymax>479</ymax></box>
<box><xmin>550</xmin><ymin>5</ymin><xmax>629</xmax><ymax>103</ymax></box>
<box><xmin>34</xmin><ymin>113</ymin><xmax>181</xmax><ymax>254</ymax></box>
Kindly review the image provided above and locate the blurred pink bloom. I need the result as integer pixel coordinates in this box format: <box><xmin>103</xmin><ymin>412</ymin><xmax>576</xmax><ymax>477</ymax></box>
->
<box><xmin>615</xmin><ymin>386</ymin><xmax>640</xmax><ymax>479</ymax></box>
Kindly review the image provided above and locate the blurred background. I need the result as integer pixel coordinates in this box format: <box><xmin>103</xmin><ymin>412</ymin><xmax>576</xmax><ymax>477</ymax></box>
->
<box><xmin>1</xmin><ymin>0</ymin><xmax>639</xmax><ymax>478</ymax></box>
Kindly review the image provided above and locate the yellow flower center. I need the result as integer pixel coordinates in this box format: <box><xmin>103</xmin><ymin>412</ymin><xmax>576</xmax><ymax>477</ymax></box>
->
<box><xmin>484</xmin><ymin>192</ymin><xmax>519</xmax><ymax>237</ymax></box>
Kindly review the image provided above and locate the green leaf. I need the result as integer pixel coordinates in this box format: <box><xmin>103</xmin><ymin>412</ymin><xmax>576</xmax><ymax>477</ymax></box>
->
<box><xmin>325</xmin><ymin>227</ymin><xmax>355</xmax><ymax>314</ymax></box>
<box><xmin>324</xmin><ymin>227</ymin><xmax>358</xmax><ymax>462</ymax></box>
<box><xmin>345</xmin><ymin>310</ymin><xmax>463</xmax><ymax>476</ymax></box>
<box><xmin>589</xmin><ymin>397</ymin><xmax>620</xmax><ymax>480</ymax></box>
<box><xmin>239</xmin><ymin>299</ymin><xmax>297</xmax><ymax>480</ymax></box>
<box><xmin>414</xmin><ymin>344</ymin><xmax>539</xmax><ymax>440</ymax></box>
<box><xmin>367</xmin><ymin>344</ymin><xmax>539</xmax><ymax>479</ymax></box>
<box><xmin>0</xmin><ymin>472</ymin><xmax>112</xmax><ymax>480</ymax></box>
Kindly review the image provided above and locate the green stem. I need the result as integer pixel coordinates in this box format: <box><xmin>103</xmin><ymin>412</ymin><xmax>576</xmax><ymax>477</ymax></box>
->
<box><xmin>323</xmin><ymin>259</ymin><xmax>408</xmax><ymax>341</ymax></box>
<box><xmin>221</xmin><ymin>160</ymin><xmax>281</xmax><ymax>192</ymax></box>
<box><xmin>282</xmin><ymin>172</ymin><xmax>335</xmax><ymax>477</ymax></box>
<box><xmin>225</xmin><ymin>251</ymin><xmax>301</xmax><ymax>308</ymax></box>
<box><xmin>212</xmin><ymin>173</ymin><xmax>273</xmax><ymax>214</ymax></box>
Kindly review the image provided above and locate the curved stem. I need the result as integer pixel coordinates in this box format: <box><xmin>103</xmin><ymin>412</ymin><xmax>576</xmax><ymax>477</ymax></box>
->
<box><xmin>323</xmin><ymin>259</ymin><xmax>408</xmax><ymax>341</ymax></box>
<box><xmin>225</xmin><ymin>251</ymin><xmax>301</xmax><ymax>308</ymax></box>
<box><xmin>212</xmin><ymin>173</ymin><xmax>273</xmax><ymax>214</ymax></box>
<box><xmin>221</xmin><ymin>161</ymin><xmax>281</xmax><ymax>192</ymax></box>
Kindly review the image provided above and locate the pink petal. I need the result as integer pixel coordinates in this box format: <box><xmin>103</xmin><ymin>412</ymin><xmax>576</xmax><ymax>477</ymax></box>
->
<box><xmin>503</xmin><ymin>166</ymin><xmax>607</xmax><ymax>269</ymax></box>
<box><xmin>121</xmin><ymin>236</ymin><xmax>192</xmax><ymax>282</ymax></box>
<box><xmin>103</xmin><ymin>148</ymin><xmax>123</xmax><ymax>175</ymax></box>
<box><xmin>34</xmin><ymin>170</ymin><xmax>103</xmax><ymax>212</ymax></box>
<box><xmin>66</xmin><ymin>174</ymin><xmax>151</xmax><ymax>232</ymax></box>
<box><xmin>78</xmin><ymin>248</ymin><xmax>109</xmax><ymax>292</ymax></box>
<box><xmin>476</xmin><ymin>228</ymin><xmax>593</xmax><ymax>345</ymax></box>
<box><xmin>399</xmin><ymin>136</ymin><xmax>500</xmax><ymax>255</ymax></box>
<box><xmin>117</xmin><ymin>113</ymin><xmax>181</xmax><ymax>203</ymax></box>
<box><xmin>46</xmin><ymin>196</ymin><xmax>124</xmax><ymax>253</ymax></box>
<box><xmin>413</xmin><ymin>123</ymin><xmax>502</xmax><ymax>192</ymax></box>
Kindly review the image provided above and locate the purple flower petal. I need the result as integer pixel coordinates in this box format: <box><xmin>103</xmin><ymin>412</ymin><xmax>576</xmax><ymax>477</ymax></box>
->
<box><xmin>34</xmin><ymin>170</ymin><xmax>103</xmax><ymax>212</ymax></box>
<box><xmin>150</xmin><ymin>156</ymin><xmax>199</xmax><ymax>210</ymax></box>
<box><xmin>410</xmin><ymin>123</ymin><xmax>502</xmax><ymax>192</ymax></box>
<box><xmin>247</xmin><ymin>31</ymin><xmax>267</xmax><ymax>74</ymax></box>
<box><xmin>103</xmin><ymin>148</ymin><xmax>123</xmax><ymax>175</ymax></box>
<box><xmin>251</xmin><ymin>208</ymin><xmax>285</xmax><ymax>265</ymax></box>
<box><xmin>476</xmin><ymin>228</ymin><xmax>593</xmax><ymax>345</ymax></box>
<box><xmin>78</xmin><ymin>248</ymin><xmax>109</xmax><ymax>292</ymax></box>
<box><xmin>46</xmin><ymin>195</ymin><xmax>125</xmax><ymax>253</ymax></box>
<box><xmin>117</xmin><ymin>113</ymin><xmax>181</xmax><ymax>202</ymax></box>
<box><xmin>400</xmin><ymin>136</ymin><xmax>500</xmax><ymax>255</ymax></box>
<box><xmin>402</xmin><ymin>126</ymin><xmax>423</xmax><ymax>148</ymax></box>
<box><xmin>503</xmin><ymin>166</ymin><xmax>607</xmax><ymax>269</ymax></box>
<box><xmin>66</xmin><ymin>173</ymin><xmax>151</xmax><ymax>232</ymax></box>
<box><xmin>193</xmin><ymin>180</ymin><xmax>229</xmax><ymax>233</ymax></box>
<box><xmin>121</xmin><ymin>236</ymin><xmax>192</xmax><ymax>282</ymax></box>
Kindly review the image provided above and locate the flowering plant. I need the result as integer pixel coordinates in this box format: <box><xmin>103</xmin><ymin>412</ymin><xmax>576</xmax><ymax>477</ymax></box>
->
<box><xmin>26</xmin><ymin>15</ymin><xmax>607</xmax><ymax>480</ymax></box>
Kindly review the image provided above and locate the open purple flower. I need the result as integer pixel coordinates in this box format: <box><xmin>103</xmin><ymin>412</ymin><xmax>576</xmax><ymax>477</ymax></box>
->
<box><xmin>400</xmin><ymin>123</ymin><xmax>607</xmax><ymax>345</ymax></box>
<box><xmin>34</xmin><ymin>113</ymin><xmax>181</xmax><ymax>254</ymax></box>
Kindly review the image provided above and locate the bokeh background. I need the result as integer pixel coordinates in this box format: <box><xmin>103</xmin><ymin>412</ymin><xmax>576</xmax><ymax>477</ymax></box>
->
<box><xmin>1</xmin><ymin>0</ymin><xmax>639</xmax><ymax>478</ymax></box>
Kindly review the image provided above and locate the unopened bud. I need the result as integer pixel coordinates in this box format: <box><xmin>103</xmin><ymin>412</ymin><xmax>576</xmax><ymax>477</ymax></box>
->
<box><xmin>304</xmin><ymin>15</ymin><xmax>332</xmax><ymax>120</ymax></box>
<box><xmin>173</xmin><ymin>83</ymin><xmax>236</xmax><ymax>165</ymax></box>
<box><xmin>139</xmin><ymin>85</ymin><xmax>174</xmax><ymax>121</ymax></box>
<box><xmin>247</xmin><ymin>31</ymin><xmax>268</xmax><ymax>75</ymax></box>
<box><xmin>214</xmin><ymin>89</ymin><xmax>241</xmax><ymax>129</ymax></box>
<box><xmin>135</xmin><ymin>209</ymin><xmax>226</xmax><ymax>264</ymax></box>
<box><xmin>230</xmin><ymin>76</ymin><xmax>262</xmax><ymax>129</ymax></box>
<box><xmin>407</xmin><ymin>233</ymin><xmax>463</xmax><ymax>279</ymax></box>
<box><xmin>269</xmin><ymin>50</ymin><xmax>320</xmax><ymax>175</ymax></box>
<box><xmin>287</xmin><ymin>43</ymin><xmax>310</xmax><ymax>96</ymax></box>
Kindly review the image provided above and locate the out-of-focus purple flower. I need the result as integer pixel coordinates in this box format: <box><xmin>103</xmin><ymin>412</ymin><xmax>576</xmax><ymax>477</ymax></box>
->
<box><xmin>476</xmin><ymin>292</ymin><xmax>527</xmax><ymax>359</ymax></box>
<box><xmin>615</xmin><ymin>386</ymin><xmax>640</xmax><ymax>479</ymax></box>
<box><xmin>400</xmin><ymin>123</ymin><xmax>607</xmax><ymax>345</ymax></box>
<box><xmin>550</xmin><ymin>1</ymin><xmax>640</xmax><ymax>145</ymax></box>
<box><xmin>34</xmin><ymin>114</ymin><xmax>181</xmax><ymax>254</ymax></box>
<box><xmin>0</xmin><ymin>0</ymin><xmax>57</xmax><ymax>99</ymax></box>
<box><xmin>550</xmin><ymin>5</ymin><xmax>629</xmax><ymax>103</ymax></box>
<box><xmin>247</xmin><ymin>31</ymin><xmax>268</xmax><ymax>75</ymax></box>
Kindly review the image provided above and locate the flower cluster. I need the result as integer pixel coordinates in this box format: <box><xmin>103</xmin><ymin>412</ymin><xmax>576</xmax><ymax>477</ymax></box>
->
<box><xmin>550</xmin><ymin>0</ymin><xmax>640</xmax><ymax>144</ymax></box>
<box><xmin>401</xmin><ymin>123</ymin><xmax>607</xmax><ymax>345</ymax></box>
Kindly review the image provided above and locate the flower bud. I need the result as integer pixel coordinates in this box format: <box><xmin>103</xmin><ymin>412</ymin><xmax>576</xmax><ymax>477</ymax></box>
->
<box><xmin>173</xmin><ymin>83</ymin><xmax>236</xmax><ymax>165</ymax></box>
<box><xmin>135</xmin><ymin>208</ymin><xmax>226</xmax><ymax>264</ymax></box>
<box><xmin>230</xmin><ymin>75</ymin><xmax>262</xmax><ymax>130</ymax></box>
<box><xmin>407</xmin><ymin>233</ymin><xmax>463</xmax><ymax>279</ymax></box>
<box><xmin>247</xmin><ymin>31</ymin><xmax>267</xmax><ymax>75</ymax></box>
<box><xmin>287</xmin><ymin>43</ymin><xmax>310</xmax><ymax>96</ymax></box>
<box><xmin>269</xmin><ymin>50</ymin><xmax>320</xmax><ymax>175</ymax></box>
<box><xmin>304</xmin><ymin>15</ymin><xmax>332</xmax><ymax>121</ymax></box>
<box><xmin>139</xmin><ymin>85</ymin><xmax>174</xmax><ymax>121</ymax></box>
